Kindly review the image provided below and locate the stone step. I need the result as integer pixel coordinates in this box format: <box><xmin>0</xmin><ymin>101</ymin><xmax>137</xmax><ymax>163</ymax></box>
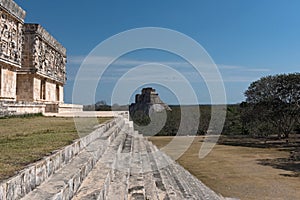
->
<box><xmin>20</xmin><ymin>119</ymin><xmax>126</xmax><ymax>200</ymax></box>
<box><xmin>17</xmin><ymin>116</ymin><xmax>229</xmax><ymax>200</ymax></box>
<box><xmin>144</xmin><ymin>140</ymin><xmax>170</xmax><ymax>200</ymax></box>
<box><xmin>139</xmin><ymin>137</ymin><xmax>160</xmax><ymax>200</ymax></box>
<box><xmin>146</xmin><ymin>141</ymin><xmax>185</xmax><ymax>200</ymax></box>
<box><xmin>1</xmin><ymin>118</ymin><xmax>122</xmax><ymax>200</ymax></box>
<box><xmin>148</xmin><ymin>142</ymin><xmax>194</xmax><ymax>199</ymax></box>
<box><xmin>72</xmin><ymin>126</ymin><xmax>129</xmax><ymax>200</ymax></box>
<box><xmin>105</xmin><ymin>128</ymin><xmax>134</xmax><ymax>200</ymax></box>
<box><xmin>127</xmin><ymin>132</ymin><xmax>146</xmax><ymax>200</ymax></box>
<box><xmin>148</xmin><ymin>141</ymin><xmax>224</xmax><ymax>200</ymax></box>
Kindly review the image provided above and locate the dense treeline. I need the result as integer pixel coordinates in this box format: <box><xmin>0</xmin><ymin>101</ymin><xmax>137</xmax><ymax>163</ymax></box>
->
<box><xmin>131</xmin><ymin>103</ymin><xmax>300</xmax><ymax>137</ymax></box>
<box><xmin>89</xmin><ymin>73</ymin><xmax>300</xmax><ymax>140</ymax></box>
<box><xmin>83</xmin><ymin>100</ymin><xmax>128</xmax><ymax>111</ymax></box>
<box><xmin>131</xmin><ymin>104</ymin><xmax>243</xmax><ymax>136</ymax></box>
<box><xmin>132</xmin><ymin>73</ymin><xmax>300</xmax><ymax>139</ymax></box>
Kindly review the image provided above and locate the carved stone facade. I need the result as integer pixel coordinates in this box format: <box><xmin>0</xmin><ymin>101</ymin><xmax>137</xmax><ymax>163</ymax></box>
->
<box><xmin>21</xmin><ymin>24</ymin><xmax>66</xmax><ymax>83</ymax></box>
<box><xmin>0</xmin><ymin>0</ymin><xmax>75</xmax><ymax>114</ymax></box>
<box><xmin>17</xmin><ymin>24</ymin><xmax>66</xmax><ymax>103</ymax></box>
<box><xmin>0</xmin><ymin>0</ymin><xmax>66</xmax><ymax>103</ymax></box>
<box><xmin>0</xmin><ymin>0</ymin><xmax>25</xmax><ymax>101</ymax></box>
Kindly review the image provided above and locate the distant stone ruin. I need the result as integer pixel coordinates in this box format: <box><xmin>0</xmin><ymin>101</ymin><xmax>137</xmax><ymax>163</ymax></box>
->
<box><xmin>0</xmin><ymin>0</ymin><xmax>82</xmax><ymax>115</ymax></box>
<box><xmin>129</xmin><ymin>87</ymin><xmax>171</xmax><ymax>116</ymax></box>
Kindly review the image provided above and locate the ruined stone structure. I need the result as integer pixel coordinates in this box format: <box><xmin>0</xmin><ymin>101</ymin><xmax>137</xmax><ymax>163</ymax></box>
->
<box><xmin>0</xmin><ymin>0</ymin><xmax>25</xmax><ymax>101</ymax></box>
<box><xmin>17</xmin><ymin>24</ymin><xmax>66</xmax><ymax>103</ymax></box>
<box><xmin>0</xmin><ymin>0</ymin><xmax>82</xmax><ymax>115</ymax></box>
<box><xmin>129</xmin><ymin>87</ymin><xmax>172</xmax><ymax>116</ymax></box>
<box><xmin>0</xmin><ymin>116</ymin><xmax>232</xmax><ymax>200</ymax></box>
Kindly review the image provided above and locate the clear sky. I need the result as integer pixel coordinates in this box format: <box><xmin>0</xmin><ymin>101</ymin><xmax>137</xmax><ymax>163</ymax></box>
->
<box><xmin>15</xmin><ymin>0</ymin><xmax>300</xmax><ymax>105</ymax></box>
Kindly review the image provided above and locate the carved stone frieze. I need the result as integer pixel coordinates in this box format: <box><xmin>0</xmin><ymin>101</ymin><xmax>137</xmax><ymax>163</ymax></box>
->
<box><xmin>0</xmin><ymin>5</ymin><xmax>24</xmax><ymax>66</ymax></box>
<box><xmin>0</xmin><ymin>0</ymin><xmax>26</xmax><ymax>22</ymax></box>
<box><xmin>22</xmin><ymin>24</ymin><xmax>66</xmax><ymax>84</ymax></box>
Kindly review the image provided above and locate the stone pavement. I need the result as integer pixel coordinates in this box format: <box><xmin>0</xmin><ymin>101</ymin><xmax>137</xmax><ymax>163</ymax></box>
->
<box><xmin>1</xmin><ymin>116</ymin><xmax>236</xmax><ymax>200</ymax></box>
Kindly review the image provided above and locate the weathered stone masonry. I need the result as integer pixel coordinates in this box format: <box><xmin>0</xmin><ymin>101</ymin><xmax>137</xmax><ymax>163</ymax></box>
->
<box><xmin>0</xmin><ymin>0</ymin><xmax>81</xmax><ymax>115</ymax></box>
<box><xmin>129</xmin><ymin>87</ymin><xmax>172</xmax><ymax>116</ymax></box>
<box><xmin>0</xmin><ymin>0</ymin><xmax>25</xmax><ymax>101</ymax></box>
<box><xmin>18</xmin><ymin>24</ymin><xmax>66</xmax><ymax>103</ymax></box>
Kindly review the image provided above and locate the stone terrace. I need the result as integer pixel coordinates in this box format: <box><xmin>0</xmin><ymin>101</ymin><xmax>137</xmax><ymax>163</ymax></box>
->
<box><xmin>0</xmin><ymin>116</ymin><xmax>234</xmax><ymax>200</ymax></box>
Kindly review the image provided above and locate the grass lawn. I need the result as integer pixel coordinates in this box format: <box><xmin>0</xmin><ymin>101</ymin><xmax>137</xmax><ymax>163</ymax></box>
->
<box><xmin>149</xmin><ymin>136</ymin><xmax>300</xmax><ymax>200</ymax></box>
<box><xmin>0</xmin><ymin>115</ymin><xmax>112</xmax><ymax>182</ymax></box>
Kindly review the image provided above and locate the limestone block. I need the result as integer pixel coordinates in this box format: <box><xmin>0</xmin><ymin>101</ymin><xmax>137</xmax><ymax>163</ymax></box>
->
<box><xmin>33</xmin><ymin>77</ymin><xmax>41</xmax><ymax>101</ymax></box>
<box><xmin>52</xmin><ymin>151</ymin><xmax>62</xmax><ymax>172</ymax></box>
<box><xmin>35</xmin><ymin>160</ymin><xmax>47</xmax><ymax>186</ymax></box>
<box><xmin>22</xmin><ymin>166</ymin><xmax>36</xmax><ymax>194</ymax></box>
<box><xmin>0</xmin><ymin>68</ymin><xmax>16</xmax><ymax>100</ymax></box>
<box><xmin>45</xmin><ymin>81</ymin><xmax>56</xmax><ymax>102</ymax></box>
<box><xmin>6</xmin><ymin>175</ymin><xmax>23</xmax><ymax>200</ymax></box>
<box><xmin>0</xmin><ymin>182</ymin><xmax>6</xmax><ymax>200</ymax></box>
<box><xmin>16</xmin><ymin>74</ymin><xmax>33</xmax><ymax>101</ymax></box>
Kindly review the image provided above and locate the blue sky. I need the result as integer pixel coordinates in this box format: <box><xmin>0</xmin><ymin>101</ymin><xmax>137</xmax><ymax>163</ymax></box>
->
<box><xmin>15</xmin><ymin>0</ymin><xmax>300</xmax><ymax>105</ymax></box>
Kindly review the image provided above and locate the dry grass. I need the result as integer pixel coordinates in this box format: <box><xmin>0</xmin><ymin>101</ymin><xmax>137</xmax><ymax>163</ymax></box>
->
<box><xmin>149</xmin><ymin>136</ymin><xmax>300</xmax><ymax>200</ymax></box>
<box><xmin>0</xmin><ymin>115</ymin><xmax>112</xmax><ymax>182</ymax></box>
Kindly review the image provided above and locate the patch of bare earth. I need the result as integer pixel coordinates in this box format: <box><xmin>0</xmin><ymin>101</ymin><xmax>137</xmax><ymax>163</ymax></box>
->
<box><xmin>149</xmin><ymin>136</ymin><xmax>300</xmax><ymax>200</ymax></box>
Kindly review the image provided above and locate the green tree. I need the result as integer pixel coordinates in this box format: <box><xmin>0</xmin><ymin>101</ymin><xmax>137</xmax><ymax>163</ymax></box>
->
<box><xmin>243</xmin><ymin>73</ymin><xmax>300</xmax><ymax>139</ymax></box>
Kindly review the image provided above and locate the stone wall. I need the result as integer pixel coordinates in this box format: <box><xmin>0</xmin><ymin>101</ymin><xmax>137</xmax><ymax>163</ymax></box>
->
<box><xmin>0</xmin><ymin>101</ymin><xmax>45</xmax><ymax>115</ymax></box>
<box><xmin>16</xmin><ymin>74</ymin><xmax>33</xmax><ymax>101</ymax></box>
<box><xmin>0</xmin><ymin>0</ymin><xmax>81</xmax><ymax>114</ymax></box>
<box><xmin>45</xmin><ymin>81</ymin><xmax>56</xmax><ymax>102</ymax></box>
<box><xmin>17</xmin><ymin>23</ymin><xmax>66</xmax><ymax>104</ymax></box>
<box><xmin>0</xmin><ymin>0</ymin><xmax>26</xmax><ymax>22</ymax></box>
<box><xmin>0</xmin><ymin>118</ymin><xmax>120</xmax><ymax>200</ymax></box>
<box><xmin>57</xmin><ymin>103</ymin><xmax>83</xmax><ymax>113</ymax></box>
<box><xmin>21</xmin><ymin>24</ymin><xmax>66</xmax><ymax>84</ymax></box>
<box><xmin>0</xmin><ymin>0</ymin><xmax>25</xmax><ymax>101</ymax></box>
<box><xmin>33</xmin><ymin>77</ymin><xmax>41</xmax><ymax>101</ymax></box>
<box><xmin>6</xmin><ymin>102</ymin><xmax>45</xmax><ymax>114</ymax></box>
<box><xmin>16</xmin><ymin>74</ymin><xmax>63</xmax><ymax>103</ymax></box>
<box><xmin>0</xmin><ymin>1</ymin><xmax>25</xmax><ymax>66</ymax></box>
<box><xmin>0</xmin><ymin>66</ymin><xmax>16</xmax><ymax>101</ymax></box>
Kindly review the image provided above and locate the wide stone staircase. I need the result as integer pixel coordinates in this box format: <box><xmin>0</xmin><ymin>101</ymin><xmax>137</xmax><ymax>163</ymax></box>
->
<box><xmin>1</xmin><ymin>116</ymin><xmax>232</xmax><ymax>200</ymax></box>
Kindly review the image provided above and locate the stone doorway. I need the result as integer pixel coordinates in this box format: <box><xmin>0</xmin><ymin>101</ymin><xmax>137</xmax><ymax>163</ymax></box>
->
<box><xmin>40</xmin><ymin>80</ymin><xmax>46</xmax><ymax>100</ymax></box>
<box><xmin>56</xmin><ymin>84</ymin><xmax>60</xmax><ymax>102</ymax></box>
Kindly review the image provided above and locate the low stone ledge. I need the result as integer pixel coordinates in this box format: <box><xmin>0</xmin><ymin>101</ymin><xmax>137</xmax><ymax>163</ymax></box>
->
<box><xmin>1</xmin><ymin>102</ymin><xmax>46</xmax><ymax>116</ymax></box>
<box><xmin>0</xmin><ymin>0</ymin><xmax>26</xmax><ymax>22</ymax></box>
<box><xmin>0</xmin><ymin>117</ymin><xmax>123</xmax><ymax>200</ymax></box>
<box><xmin>45</xmin><ymin>103</ymin><xmax>83</xmax><ymax>113</ymax></box>
<box><xmin>58</xmin><ymin>104</ymin><xmax>83</xmax><ymax>113</ymax></box>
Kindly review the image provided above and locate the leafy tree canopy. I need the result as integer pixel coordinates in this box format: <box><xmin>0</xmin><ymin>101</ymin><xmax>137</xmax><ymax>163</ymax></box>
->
<box><xmin>243</xmin><ymin>73</ymin><xmax>300</xmax><ymax>139</ymax></box>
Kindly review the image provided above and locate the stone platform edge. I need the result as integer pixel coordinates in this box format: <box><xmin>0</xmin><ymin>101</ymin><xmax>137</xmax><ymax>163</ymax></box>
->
<box><xmin>0</xmin><ymin>116</ymin><xmax>124</xmax><ymax>200</ymax></box>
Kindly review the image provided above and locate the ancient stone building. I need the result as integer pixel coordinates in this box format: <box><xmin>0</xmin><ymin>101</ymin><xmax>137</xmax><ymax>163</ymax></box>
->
<box><xmin>17</xmin><ymin>24</ymin><xmax>66</xmax><ymax>103</ymax></box>
<box><xmin>0</xmin><ymin>0</ymin><xmax>26</xmax><ymax>101</ymax></box>
<box><xmin>129</xmin><ymin>87</ymin><xmax>171</xmax><ymax>116</ymax></box>
<box><xmin>0</xmin><ymin>0</ymin><xmax>82</xmax><ymax>115</ymax></box>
